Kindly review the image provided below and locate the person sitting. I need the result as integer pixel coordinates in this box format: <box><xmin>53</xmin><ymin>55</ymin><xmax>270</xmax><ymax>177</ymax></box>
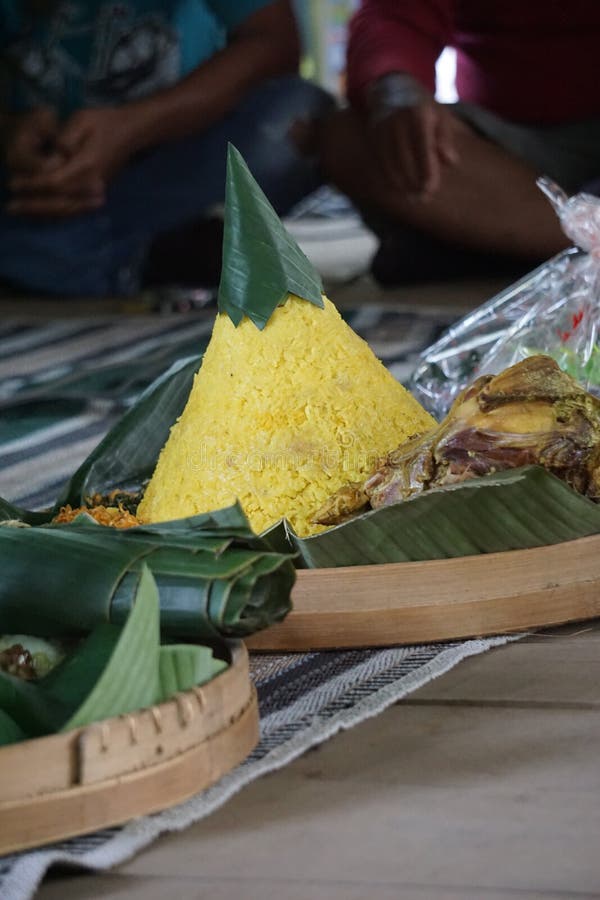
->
<box><xmin>0</xmin><ymin>0</ymin><xmax>334</xmax><ymax>297</ymax></box>
<box><xmin>318</xmin><ymin>0</ymin><xmax>600</xmax><ymax>286</ymax></box>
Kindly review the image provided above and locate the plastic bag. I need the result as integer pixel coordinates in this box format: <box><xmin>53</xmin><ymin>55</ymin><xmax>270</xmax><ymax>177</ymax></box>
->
<box><xmin>410</xmin><ymin>178</ymin><xmax>600</xmax><ymax>420</ymax></box>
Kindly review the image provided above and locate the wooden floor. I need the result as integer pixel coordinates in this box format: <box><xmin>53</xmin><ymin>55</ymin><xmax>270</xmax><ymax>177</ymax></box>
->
<box><xmin>38</xmin><ymin>622</ymin><xmax>600</xmax><ymax>899</ymax></box>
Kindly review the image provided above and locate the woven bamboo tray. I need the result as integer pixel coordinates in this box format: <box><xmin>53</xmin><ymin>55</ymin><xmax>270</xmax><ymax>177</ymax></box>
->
<box><xmin>247</xmin><ymin>534</ymin><xmax>600</xmax><ymax>651</ymax></box>
<box><xmin>0</xmin><ymin>642</ymin><xmax>258</xmax><ymax>855</ymax></box>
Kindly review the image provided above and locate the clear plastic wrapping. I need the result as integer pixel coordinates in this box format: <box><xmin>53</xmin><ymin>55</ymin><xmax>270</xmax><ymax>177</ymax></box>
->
<box><xmin>410</xmin><ymin>178</ymin><xmax>600</xmax><ymax>419</ymax></box>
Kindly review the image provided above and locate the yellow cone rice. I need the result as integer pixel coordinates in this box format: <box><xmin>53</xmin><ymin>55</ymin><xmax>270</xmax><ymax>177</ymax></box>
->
<box><xmin>137</xmin><ymin>295</ymin><xmax>435</xmax><ymax>536</ymax></box>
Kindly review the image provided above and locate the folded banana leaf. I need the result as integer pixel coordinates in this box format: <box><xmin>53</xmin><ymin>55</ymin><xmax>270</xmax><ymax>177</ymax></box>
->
<box><xmin>0</xmin><ymin>566</ymin><xmax>228</xmax><ymax>746</ymax></box>
<box><xmin>218</xmin><ymin>144</ymin><xmax>323</xmax><ymax>329</ymax></box>
<box><xmin>0</xmin><ymin>506</ymin><xmax>295</xmax><ymax>639</ymax></box>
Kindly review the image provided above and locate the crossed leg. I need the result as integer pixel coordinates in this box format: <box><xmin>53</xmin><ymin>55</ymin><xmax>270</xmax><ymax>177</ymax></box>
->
<box><xmin>318</xmin><ymin>108</ymin><xmax>569</xmax><ymax>262</ymax></box>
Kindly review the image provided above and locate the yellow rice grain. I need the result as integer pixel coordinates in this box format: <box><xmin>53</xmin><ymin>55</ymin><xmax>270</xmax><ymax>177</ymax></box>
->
<box><xmin>137</xmin><ymin>295</ymin><xmax>435</xmax><ymax>536</ymax></box>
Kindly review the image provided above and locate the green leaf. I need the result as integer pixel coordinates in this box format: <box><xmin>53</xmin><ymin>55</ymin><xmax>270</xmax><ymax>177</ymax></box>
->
<box><xmin>158</xmin><ymin>644</ymin><xmax>227</xmax><ymax>702</ymax></box>
<box><xmin>0</xmin><ymin>708</ymin><xmax>26</xmax><ymax>746</ymax></box>
<box><xmin>0</xmin><ymin>353</ymin><xmax>201</xmax><ymax>523</ymax></box>
<box><xmin>55</xmin><ymin>354</ymin><xmax>202</xmax><ymax>509</ymax></box>
<box><xmin>0</xmin><ymin>669</ymin><xmax>65</xmax><ymax>737</ymax></box>
<box><xmin>207</xmin><ymin>551</ymin><xmax>295</xmax><ymax>635</ymax></box>
<box><xmin>0</xmin><ymin>497</ymin><xmax>49</xmax><ymax>526</ymax></box>
<box><xmin>41</xmin><ymin>624</ymin><xmax>123</xmax><ymax>714</ymax></box>
<box><xmin>292</xmin><ymin>466</ymin><xmax>600</xmax><ymax>567</ymax></box>
<box><xmin>59</xmin><ymin>565</ymin><xmax>160</xmax><ymax>731</ymax></box>
<box><xmin>131</xmin><ymin>502</ymin><xmax>258</xmax><ymax>540</ymax></box>
<box><xmin>217</xmin><ymin>144</ymin><xmax>323</xmax><ymax>329</ymax></box>
<box><xmin>0</xmin><ymin>511</ymin><xmax>295</xmax><ymax>641</ymax></box>
<box><xmin>111</xmin><ymin>543</ymin><xmax>295</xmax><ymax>640</ymax></box>
<box><xmin>0</xmin><ymin>567</ymin><xmax>232</xmax><ymax>744</ymax></box>
<box><xmin>0</xmin><ymin>525</ymin><xmax>148</xmax><ymax>635</ymax></box>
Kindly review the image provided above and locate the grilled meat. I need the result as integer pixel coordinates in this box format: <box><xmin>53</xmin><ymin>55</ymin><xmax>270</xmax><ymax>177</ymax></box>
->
<box><xmin>314</xmin><ymin>356</ymin><xmax>600</xmax><ymax>526</ymax></box>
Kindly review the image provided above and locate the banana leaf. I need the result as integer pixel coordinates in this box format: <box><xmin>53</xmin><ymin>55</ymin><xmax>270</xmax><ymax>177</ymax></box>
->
<box><xmin>32</xmin><ymin>353</ymin><xmax>202</xmax><ymax>517</ymax></box>
<box><xmin>0</xmin><ymin>666</ymin><xmax>65</xmax><ymax>737</ymax></box>
<box><xmin>58</xmin><ymin>565</ymin><xmax>160</xmax><ymax>731</ymax></box>
<box><xmin>287</xmin><ymin>466</ymin><xmax>600</xmax><ymax>568</ymax></box>
<box><xmin>158</xmin><ymin>644</ymin><xmax>227</xmax><ymax>703</ymax></box>
<box><xmin>0</xmin><ymin>496</ymin><xmax>48</xmax><ymax>526</ymax></box>
<box><xmin>55</xmin><ymin>354</ymin><xmax>202</xmax><ymax>511</ymax></box>
<box><xmin>1</xmin><ymin>326</ymin><xmax>211</xmax><ymax>411</ymax></box>
<box><xmin>0</xmin><ymin>505</ymin><xmax>295</xmax><ymax>639</ymax></box>
<box><xmin>0</xmin><ymin>567</ymin><xmax>228</xmax><ymax>746</ymax></box>
<box><xmin>0</xmin><ymin>709</ymin><xmax>25</xmax><ymax>745</ymax></box>
<box><xmin>0</xmin><ymin>356</ymin><xmax>202</xmax><ymax>524</ymax></box>
<box><xmin>217</xmin><ymin>144</ymin><xmax>323</xmax><ymax>329</ymax></box>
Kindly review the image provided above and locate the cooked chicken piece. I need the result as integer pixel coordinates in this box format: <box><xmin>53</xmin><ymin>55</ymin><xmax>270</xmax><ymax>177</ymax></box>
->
<box><xmin>314</xmin><ymin>356</ymin><xmax>600</xmax><ymax>526</ymax></box>
<box><xmin>312</xmin><ymin>482</ymin><xmax>370</xmax><ymax>527</ymax></box>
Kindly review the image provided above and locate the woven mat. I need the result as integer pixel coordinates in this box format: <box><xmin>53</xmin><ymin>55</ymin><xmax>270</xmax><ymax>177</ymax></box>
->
<box><xmin>0</xmin><ymin>304</ymin><xmax>514</xmax><ymax>900</ymax></box>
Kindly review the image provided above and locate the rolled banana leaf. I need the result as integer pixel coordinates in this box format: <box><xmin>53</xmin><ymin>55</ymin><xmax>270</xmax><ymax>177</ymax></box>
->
<box><xmin>0</xmin><ymin>566</ymin><xmax>228</xmax><ymax>746</ymax></box>
<box><xmin>0</xmin><ymin>505</ymin><xmax>295</xmax><ymax>639</ymax></box>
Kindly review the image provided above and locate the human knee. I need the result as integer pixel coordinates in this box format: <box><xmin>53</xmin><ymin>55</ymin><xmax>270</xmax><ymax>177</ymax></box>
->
<box><xmin>317</xmin><ymin>108</ymin><xmax>361</xmax><ymax>172</ymax></box>
<box><xmin>270</xmin><ymin>74</ymin><xmax>336</xmax><ymax>126</ymax></box>
<box><xmin>236</xmin><ymin>77</ymin><xmax>336</xmax><ymax>213</ymax></box>
<box><xmin>247</xmin><ymin>76</ymin><xmax>336</xmax><ymax>157</ymax></box>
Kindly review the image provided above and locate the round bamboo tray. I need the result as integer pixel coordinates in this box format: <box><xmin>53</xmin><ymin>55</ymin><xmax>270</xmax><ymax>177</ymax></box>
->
<box><xmin>246</xmin><ymin>534</ymin><xmax>600</xmax><ymax>651</ymax></box>
<box><xmin>0</xmin><ymin>642</ymin><xmax>258</xmax><ymax>855</ymax></box>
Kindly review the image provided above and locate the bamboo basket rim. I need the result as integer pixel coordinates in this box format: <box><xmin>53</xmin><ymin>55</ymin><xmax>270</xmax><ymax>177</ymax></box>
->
<box><xmin>247</xmin><ymin>533</ymin><xmax>600</xmax><ymax>651</ymax></box>
<box><xmin>0</xmin><ymin>641</ymin><xmax>258</xmax><ymax>855</ymax></box>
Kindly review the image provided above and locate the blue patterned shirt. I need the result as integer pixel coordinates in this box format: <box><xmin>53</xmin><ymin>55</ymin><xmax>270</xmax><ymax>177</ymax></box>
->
<box><xmin>1</xmin><ymin>0</ymin><xmax>270</xmax><ymax>115</ymax></box>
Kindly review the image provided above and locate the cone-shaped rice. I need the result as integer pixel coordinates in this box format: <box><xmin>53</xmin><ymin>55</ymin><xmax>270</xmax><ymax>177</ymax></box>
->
<box><xmin>137</xmin><ymin>295</ymin><xmax>435</xmax><ymax>536</ymax></box>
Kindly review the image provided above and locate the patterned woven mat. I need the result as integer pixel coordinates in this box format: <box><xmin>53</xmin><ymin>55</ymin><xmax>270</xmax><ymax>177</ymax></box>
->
<box><xmin>0</xmin><ymin>303</ymin><xmax>514</xmax><ymax>900</ymax></box>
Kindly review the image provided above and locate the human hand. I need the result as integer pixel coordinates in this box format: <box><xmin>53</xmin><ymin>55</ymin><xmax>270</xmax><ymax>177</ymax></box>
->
<box><xmin>3</xmin><ymin>107</ymin><xmax>65</xmax><ymax>176</ymax></box>
<box><xmin>368</xmin><ymin>73</ymin><xmax>458</xmax><ymax>199</ymax></box>
<box><xmin>7</xmin><ymin>107</ymin><xmax>135</xmax><ymax>217</ymax></box>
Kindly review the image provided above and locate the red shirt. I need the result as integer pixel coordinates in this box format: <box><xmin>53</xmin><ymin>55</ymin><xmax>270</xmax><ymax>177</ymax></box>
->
<box><xmin>347</xmin><ymin>0</ymin><xmax>600</xmax><ymax>124</ymax></box>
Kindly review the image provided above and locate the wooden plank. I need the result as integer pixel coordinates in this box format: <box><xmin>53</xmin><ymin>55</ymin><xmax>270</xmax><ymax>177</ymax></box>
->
<box><xmin>247</xmin><ymin>534</ymin><xmax>600</xmax><ymax>650</ymax></box>
<box><xmin>117</xmin><ymin>700</ymin><xmax>600</xmax><ymax>896</ymax></box>
<box><xmin>411</xmin><ymin>624</ymin><xmax>600</xmax><ymax>706</ymax></box>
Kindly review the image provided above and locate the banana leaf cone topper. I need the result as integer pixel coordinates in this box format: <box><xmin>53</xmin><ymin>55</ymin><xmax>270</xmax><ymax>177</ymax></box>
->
<box><xmin>137</xmin><ymin>145</ymin><xmax>435</xmax><ymax>537</ymax></box>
